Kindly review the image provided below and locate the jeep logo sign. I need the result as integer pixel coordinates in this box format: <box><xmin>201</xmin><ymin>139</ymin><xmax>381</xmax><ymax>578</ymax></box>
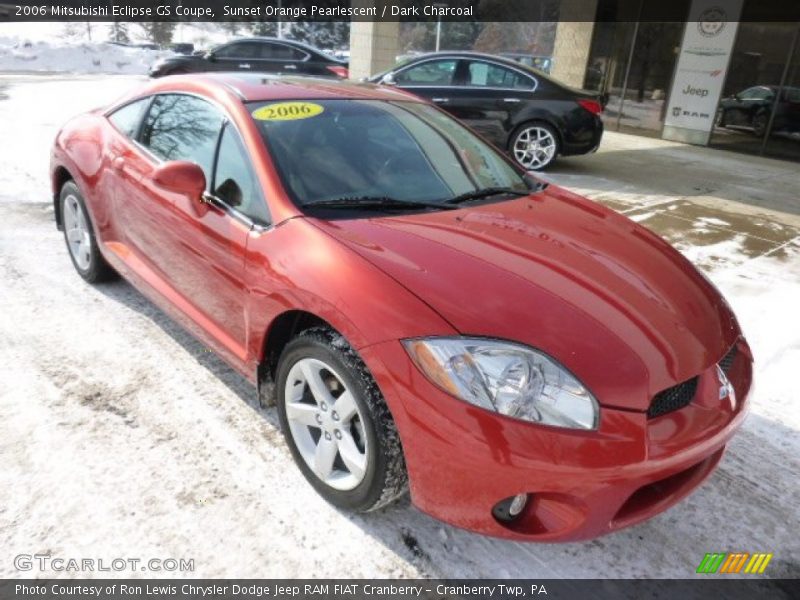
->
<box><xmin>683</xmin><ymin>84</ymin><xmax>710</xmax><ymax>97</ymax></box>
<box><xmin>664</xmin><ymin>0</ymin><xmax>744</xmax><ymax>142</ymax></box>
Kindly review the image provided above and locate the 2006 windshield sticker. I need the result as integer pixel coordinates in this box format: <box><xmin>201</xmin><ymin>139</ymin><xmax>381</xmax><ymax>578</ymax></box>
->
<box><xmin>252</xmin><ymin>102</ymin><xmax>324</xmax><ymax>121</ymax></box>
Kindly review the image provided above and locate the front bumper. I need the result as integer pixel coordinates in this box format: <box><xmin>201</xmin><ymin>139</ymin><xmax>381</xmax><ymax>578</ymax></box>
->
<box><xmin>361</xmin><ymin>338</ymin><xmax>752</xmax><ymax>541</ymax></box>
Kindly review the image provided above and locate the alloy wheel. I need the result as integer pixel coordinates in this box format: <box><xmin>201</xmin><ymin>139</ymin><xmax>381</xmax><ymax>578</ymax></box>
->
<box><xmin>283</xmin><ymin>357</ymin><xmax>368</xmax><ymax>491</ymax></box>
<box><xmin>513</xmin><ymin>125</ymin><xmax>557</xmax><ymax>169</ymax></box>
<box><xmin>63</xmin><ymin>194</ymin><xmax>92</xmax><ymax>270</ymax></box>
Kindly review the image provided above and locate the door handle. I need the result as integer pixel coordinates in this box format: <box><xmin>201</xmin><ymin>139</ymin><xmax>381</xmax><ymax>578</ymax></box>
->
<box><xmin>432</xmin><ymin>97</ymin><xmax>449</xmax><ymax>103</ymax></box>
<box><xmin>284</xmin><ymin>64</ymin><xmax>297</xmax><ymax>70</ymax></box>
<box><xmin>502</xmin><ymin>98</ymin><xmax>522</xmax><ymax>103</ymax></box>
<box><xmin>239</xmin><ymin>63</ymin><xmax>251</xmax><ymax>69</ymax></box>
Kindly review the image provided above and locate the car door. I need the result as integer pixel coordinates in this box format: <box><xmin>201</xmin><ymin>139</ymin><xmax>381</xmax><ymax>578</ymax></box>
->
<box><xmin>105</xmin><ymin>96</ymin><xmax>185</xmax><ymax>284</ymax></box>
<box><xmin>104</xmin><ymin>97</ymin><xmax>155</xmax><ymax>248</ymax></box>
<box><xmin>137</xmin><ymin>94</ymin><xmax>252</xmax><ymax>363</ymax></box>
<box><xmin>392</xmin><ymin>58</ymin><xmax>460</xmax><ymax>109</ymax></box>
<box><xmin>211</xmin><ymin>41</ymin><xmax>262</xmax><ymax>73</ymax></box>
<box><xmin>447</xmin><ymin>59</ymin><xmax>538</xmax><ymax>147</ymax></box>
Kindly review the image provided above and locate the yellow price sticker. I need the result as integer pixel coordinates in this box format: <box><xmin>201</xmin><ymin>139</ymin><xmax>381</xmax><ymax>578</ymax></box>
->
<box><xmin>252</xmin><ymin>101</ymin><xmax>324</xmax><ymax>121</ymax></box>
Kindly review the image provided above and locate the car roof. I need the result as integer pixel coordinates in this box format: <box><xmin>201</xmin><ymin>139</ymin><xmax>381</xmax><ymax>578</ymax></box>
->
<box><xmin>148</xmin><ymin>72</ymin><xmax>425</xmax><ymax>104</ymax></box>
<box><xmin>213</xmin><ymin>36</ymin><xmax>327</xmax><ymax>55</ymax></box>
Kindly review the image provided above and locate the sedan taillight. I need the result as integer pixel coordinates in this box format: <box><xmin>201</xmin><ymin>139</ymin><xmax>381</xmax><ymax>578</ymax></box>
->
<box><xmin>326</xmin><ymin>65</ymin><xmax>349</xmax><ymax>79</ymax></box>
<box><xmin>577</xmin><ymin>99</ymin><xmax>603</xmax><ymax>115</ymax></box>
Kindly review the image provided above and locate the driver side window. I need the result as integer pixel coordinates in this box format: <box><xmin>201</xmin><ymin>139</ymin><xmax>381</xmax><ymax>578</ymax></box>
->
<box><xmin>213</xmin><ymin>124</ymin><xmax>271</xmax><ymax>225</ymax></box>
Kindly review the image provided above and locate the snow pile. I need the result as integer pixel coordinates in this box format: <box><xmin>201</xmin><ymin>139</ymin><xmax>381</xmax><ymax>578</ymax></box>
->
<box><xmin>0</xmin><ymin>37</ymin><xmax>173</xmax><ymax>74</ymax></box>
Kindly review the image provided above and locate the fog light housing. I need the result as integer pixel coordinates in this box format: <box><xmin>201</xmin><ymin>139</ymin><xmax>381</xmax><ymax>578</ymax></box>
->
<box><xmin>492</xmin><ymin>494</ymin><xmax>529</xmax><ymax>522</ymax></box>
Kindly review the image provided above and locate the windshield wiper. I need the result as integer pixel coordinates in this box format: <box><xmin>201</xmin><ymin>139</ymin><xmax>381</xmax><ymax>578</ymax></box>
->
<box><xmin>305</xmin><ymin>196</ymin><xmax>456</xmax><ymax>211</ymax></box>
<box><xmin>444</xmin><ymin>187</ymin><xmax>532</xmax><ymax>205</ymax></box>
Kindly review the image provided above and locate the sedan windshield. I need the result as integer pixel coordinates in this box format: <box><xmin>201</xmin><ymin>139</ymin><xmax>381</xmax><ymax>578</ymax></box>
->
<box><xmin>248</xmin><ymin>99</ymin><xmax>530</xmax><ymax>210</ymax></box>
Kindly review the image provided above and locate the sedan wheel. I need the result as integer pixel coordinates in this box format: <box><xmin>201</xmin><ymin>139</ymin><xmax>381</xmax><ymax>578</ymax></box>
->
<box><xmin>512</xmin><ymin>123</ymin><xmax>559</xmax><ymax>170</ymax></box>
<box><xmin>284</xmin><ymin>357</ymin><xmax>368</xmax><ymax>491</ymax></box>
<box><xmin>276</xmin><ymin>327</ymin><xmax>408</xmax><ymax>511</ymax></box>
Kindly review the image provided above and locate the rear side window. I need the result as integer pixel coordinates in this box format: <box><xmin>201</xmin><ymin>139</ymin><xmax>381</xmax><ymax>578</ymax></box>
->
<box><xmin>260</xmin><ymin>43</ymin><xmax>307</xmax><ymax>60</ymax></box>
<box><xmin>466</xmin><ymin>61</ymin><xmax>535</xmax><ymax>90</ymax></box>
<box><xmin>213</xmin><ymin>124</ymin><xmax>270</xmax><ymax>225</ymax></box>
<box><xmin>108</xmin><ymin>98</ymin><xmax>149</xmax><ymax>139</ymax></box>
<box><xmin>139</xmin><ymin>94</ymin><xmax>224</xmax><ymax>180</ymax></box>
<box><xmin>396</xmin><ymin>59</ymin><xmax>457</xmax><ymax>86</ymax></box>
<box><xmin>215</xmin><ymin>42</ymin><xmax>260</xmax><ymax>59</ymax></box>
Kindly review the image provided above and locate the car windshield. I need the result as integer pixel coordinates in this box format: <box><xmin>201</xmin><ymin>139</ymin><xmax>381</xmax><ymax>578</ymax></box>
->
<box><xmin>248</xmin><ymin>99</ymin><xmax>530</xmax><ymax>209</ymax></box>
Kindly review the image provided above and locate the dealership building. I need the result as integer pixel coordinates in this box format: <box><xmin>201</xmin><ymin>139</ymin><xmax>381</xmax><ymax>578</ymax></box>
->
<box><xmin>350</xmin><ymin>0</ymin><xmax>800</xmax><ymax>162</ymax></box>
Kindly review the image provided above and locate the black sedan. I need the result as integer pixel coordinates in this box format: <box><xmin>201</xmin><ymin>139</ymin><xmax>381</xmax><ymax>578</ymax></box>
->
<box><xmin>370</xmin><ymin>52</ymin><xmax>603</xmax><ymax>170</ymax></box>
<box><xmin>149</xmin><ymin>37</ymin><xmax>349</xmax><ymax>79</ymax></box>
<box><xmin>717</xmin><ymin>85</ymin><xmax>800</xmax><ymax>137</ymax></box>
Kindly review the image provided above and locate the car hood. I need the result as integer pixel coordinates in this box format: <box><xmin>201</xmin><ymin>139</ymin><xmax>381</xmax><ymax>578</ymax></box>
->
<box><xmin>312</xmin><ymin>187</ymin><xmax>740</xmax><ymax>411</ymax></box>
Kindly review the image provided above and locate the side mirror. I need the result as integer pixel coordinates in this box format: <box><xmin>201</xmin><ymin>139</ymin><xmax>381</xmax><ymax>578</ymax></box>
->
<box><xmin>153</xmin><ymin>161</ymin><xmax>206</xmax><ymax>200</ymax></box>
<box><xmin>380</xmin><ymin>73</ymin><xmax>397</xmax><ymax>86</ymax></box>
<box><xmin>203</xmin><ymin>51</ymin><xmax>216</xmax><ymax>62</ymax></box>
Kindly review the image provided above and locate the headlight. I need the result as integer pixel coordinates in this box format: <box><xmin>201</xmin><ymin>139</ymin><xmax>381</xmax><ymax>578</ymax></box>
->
<box><xmin>403</xmin><ymin>337</ymin><xmax>599</xmax><ymax>430</ymax></box>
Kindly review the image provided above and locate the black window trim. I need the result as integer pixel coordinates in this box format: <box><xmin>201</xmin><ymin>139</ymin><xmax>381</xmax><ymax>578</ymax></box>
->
<box><xmin>214</xmin><ymin>40</ymin><xmax>311</xmax><ymax>63</ymax></box>
<box><xmin>393</xmin><ymin>56</ymin><xmax>539</xmax><ymax>92</ymax></box>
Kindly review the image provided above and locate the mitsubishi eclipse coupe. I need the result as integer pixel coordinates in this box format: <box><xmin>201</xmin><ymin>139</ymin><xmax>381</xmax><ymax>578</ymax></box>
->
<box><xmin>51</xmin><ymin>73</ymin><xmax>752</xmax><ymax>541</ymax></box>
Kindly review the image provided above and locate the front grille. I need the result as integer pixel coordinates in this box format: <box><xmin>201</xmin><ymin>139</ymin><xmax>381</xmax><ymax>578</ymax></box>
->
<box><xmin>648</xmin><ymin>377</ymin><xmax>699</xmax><ymax>419</ymax></box>
<box><xmin>719</xmin><ymin>345</ymin><xmax>738</xmax><ymax>375</ymax></box>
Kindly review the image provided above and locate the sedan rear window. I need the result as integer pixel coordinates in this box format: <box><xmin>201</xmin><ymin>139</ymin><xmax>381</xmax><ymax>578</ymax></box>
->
<box><xmin>250</xmin><ymin>99</ymin><xmax>528</xmax><ymax>209</ymax></box>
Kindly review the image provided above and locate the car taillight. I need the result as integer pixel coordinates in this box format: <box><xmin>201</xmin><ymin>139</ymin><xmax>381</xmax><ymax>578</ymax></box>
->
<box><xmin>326</xmin><ymin>65</ymin><xmax>349</xmax><ymax>79</ymax></box>
<box><xmin>577</xmin><ymin>99</ymin><xmax>602</xmax><ymax>115</ymax></box>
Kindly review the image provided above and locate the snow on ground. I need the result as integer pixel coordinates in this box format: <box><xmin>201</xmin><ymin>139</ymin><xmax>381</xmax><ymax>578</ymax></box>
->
<box><xmin>0</xmin><ymin>75</ymin><xmax>799</xmax><ymax>579</ymax></box>
<box><xmin>0</xmin><ymin>36</ymin><xmax>172</xmax><ymax>75</ymax></box>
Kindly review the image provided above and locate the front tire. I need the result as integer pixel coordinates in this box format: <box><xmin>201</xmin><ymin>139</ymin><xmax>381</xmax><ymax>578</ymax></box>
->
<box><xmin>276</xmin><ymin>327</ymin><xmax>408</xmax><ymax>512</ymax></box>
<box><xmin>510</xmin><ymin>121</ymin><xmax>560</xmax><ymax>171</ymax></box>
<box><xmin>752</xmin><ymin>111</ymin><xmax>768</xmax><ymax>137</ymax></box>
<box><xmin>60</xmin><ymin>181</ymin><xmax>116</xmax><ymax>283</ymax></box>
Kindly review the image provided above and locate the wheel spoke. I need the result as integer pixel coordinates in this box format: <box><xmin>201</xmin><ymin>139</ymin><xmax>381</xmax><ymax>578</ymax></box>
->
<box><xmin>337</xmin><ymin>431</ymin><xmax>366</xmax><ymax>480</ymax></box>
<box><xmin>285</xmin><ymin>402</ymin><xmax>319</xmax><ymax>427</ymax></box>
<box><xmin>67</xmin><ymin>228</ymin><xmax>82</xmax><ymax>243</ymax></box>
<box><xmin>301</xmin><ymin>362</ymin><xmax>334</xmax><ymax>406</ymax></box>
<box><xmin>313</xmin><ymin>436</ymin><xmax>338</xmax><ymax>480</ymax></box>
<box><xmin>333</xmin><ymin>391</ymin><xmax>357</xmax><ymax>422</ymax></box>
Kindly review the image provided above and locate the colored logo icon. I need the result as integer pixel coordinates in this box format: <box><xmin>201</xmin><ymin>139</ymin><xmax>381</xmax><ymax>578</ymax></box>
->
<box><xmin>697</xmin><ymin>553</ymin><xmax>773</xmax><ymax>574</ymax></box>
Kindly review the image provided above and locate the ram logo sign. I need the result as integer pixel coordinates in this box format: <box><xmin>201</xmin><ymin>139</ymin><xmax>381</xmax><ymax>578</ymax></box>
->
<box><xmin>696</xmin><ymin>552</ymin><xmax>773</xmax><ymax>574</ymax></box>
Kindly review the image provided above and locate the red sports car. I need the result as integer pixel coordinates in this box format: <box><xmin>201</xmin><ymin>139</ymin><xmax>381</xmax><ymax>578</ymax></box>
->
<box><xmin>50</xmin><ymin>73</ymin><xmax>752</xmax><ymax>541</ymax></box>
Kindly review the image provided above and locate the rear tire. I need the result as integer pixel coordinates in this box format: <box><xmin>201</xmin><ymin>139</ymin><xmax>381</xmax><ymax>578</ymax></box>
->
<box><xmin>60</xmin><ymin>181</ymin><xmax>116</xmax><ymax>283</ymax></box>
<box><xmin>509</xmin><ymin>121</ymin><xmax>560</xmax><ymax>171</ymax></box>
<box><xmin>276</xmin><ymin>326</ymin><xmax>408</xmax><ymax>512</ymax></box>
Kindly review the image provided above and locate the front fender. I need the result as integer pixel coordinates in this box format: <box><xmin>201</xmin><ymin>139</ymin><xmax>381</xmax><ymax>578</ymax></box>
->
<box><xmin>243</xmin><ymin>216</ymin><xmax>457</xmax><ymax>371</ymax></box>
